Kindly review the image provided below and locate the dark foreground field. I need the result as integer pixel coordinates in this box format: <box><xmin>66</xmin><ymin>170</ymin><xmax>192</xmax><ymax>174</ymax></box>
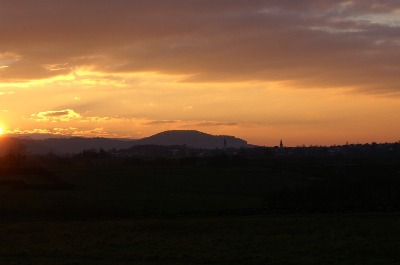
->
<box><xmin>1</xmin><ymin>214</ymin><xmax>400</xmax><ymax>265</ymax></box>
<box><xmin>1</xmin><ymin>159</ymin><xmax>400</xmax><ymax>264</ymax></box>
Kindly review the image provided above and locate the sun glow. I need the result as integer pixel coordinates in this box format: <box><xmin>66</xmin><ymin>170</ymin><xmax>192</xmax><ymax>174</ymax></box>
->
<box><xmin>0</xmin><ymin>127</ymin><xmax>3</xmax><ymax>135</ymax></box>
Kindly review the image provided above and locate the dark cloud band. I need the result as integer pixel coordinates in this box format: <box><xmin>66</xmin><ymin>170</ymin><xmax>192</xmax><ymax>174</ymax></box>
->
<box><xmin>0</xmin><ymin>0</ymin><xmax>399</xmax><ymax>95</ymax></box>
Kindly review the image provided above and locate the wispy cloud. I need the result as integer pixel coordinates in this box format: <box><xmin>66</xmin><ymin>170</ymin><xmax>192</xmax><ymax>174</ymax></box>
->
<box><xmin>143</xmin><ymin>119</ymin><xmax>239</xmax><ymax>127</ymax></box>
<box><xmin>143</xmin><ymin>120</ymin><xmax>178</xmax><ymax>125</ymax></box>
<box><xmin>0</xmin><ymin>91</ymin><xmax>14</xmax><ymax>96</ymax></box>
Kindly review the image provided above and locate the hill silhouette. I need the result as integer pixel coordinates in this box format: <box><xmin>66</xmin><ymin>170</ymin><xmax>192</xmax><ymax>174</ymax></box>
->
<box><xmin>134</xmin><ymin>130</ymin><xmax>248</xmax><ymax>149</ymax></box>
<box><xmin>0</xmin><ymin>130</ymin><xmax>249</xmax><ymax>155</ymax></box>
<box><xmin>0</xmin><ymin>136</ymin><xmax>132</xmax><ymax>155</ymax></box>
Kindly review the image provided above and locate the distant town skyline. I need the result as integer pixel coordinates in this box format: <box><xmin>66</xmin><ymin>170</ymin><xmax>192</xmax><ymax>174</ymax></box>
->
<box><xmin>1</xmin><ymin>1</ymin><xmax>399</xmax><ymax>146</ymax></box>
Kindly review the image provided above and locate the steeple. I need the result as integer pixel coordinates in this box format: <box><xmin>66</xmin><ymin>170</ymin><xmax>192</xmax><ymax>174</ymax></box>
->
<box><xmin>279</xmin><ymin>139</ymin><xmax>284</xmax><ymax>150</ymax></box>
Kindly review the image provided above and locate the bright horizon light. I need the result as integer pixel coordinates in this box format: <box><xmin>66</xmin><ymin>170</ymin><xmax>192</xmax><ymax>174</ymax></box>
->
<box><xmin>0</xmin><ymin>1</ymin><xmax>400</xmax><ymax>146</ymax></box>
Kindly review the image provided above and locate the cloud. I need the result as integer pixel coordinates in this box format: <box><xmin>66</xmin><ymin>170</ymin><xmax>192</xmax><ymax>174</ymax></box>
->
<box><xmin>0</xmin><ymin>91</ymin><xmax>14</xmax><ymax>96</ymax></box>
<box><xmin>143</xmin><ymin>119</ymin><xmax>239</xmax><ymax>127</ymax></box>
<box><xmin>31</xmin><ymin>109</ymin><xmax>128</xmax><ymax>124</ymax></box>
<box><xmin>144</xmin><ymin>120</ymin><xmax>178</xmax><ymax>125</ymax></box>
<box><xmin>183</xmin><ymin>106</ymin><xmax>193</xmax><ymax>111</ymax></box>
<box><xmin>6</xmin><ymin>127</ymin><xmax>117</xmax><ymax>138</ymax></box>
<box><xmin>32</xmin><ymin>109</ymin><xmax>81</xmax><ymax>122</ymax></box>
<box><xmin>68</xmin><ymin>127</ymin><xmax>115</xmax><ymax>137</ymax></box>
<box><xmin>0</xmin><ymin>0</ymin><xmax>399</xmax><ymax>94</ymax></box>
<box><xmin>193</xmin><ymin>122</ymin><xmax>238</xmax><ymax>127</ymax></box>
<box><xmin>6</xmin><ymin>128</ymin><xmax>52</xmax><ymax>135</ymax></box>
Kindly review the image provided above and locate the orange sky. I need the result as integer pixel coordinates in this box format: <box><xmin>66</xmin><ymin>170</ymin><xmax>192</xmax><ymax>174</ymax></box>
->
<box><xmin>0</xmin><ymin>1</ymin><xmax>399</xmax><ymax>146</ymax></box>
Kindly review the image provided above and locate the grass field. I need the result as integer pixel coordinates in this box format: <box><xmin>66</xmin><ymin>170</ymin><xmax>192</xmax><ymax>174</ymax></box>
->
<box><xmin>1</xmin><ymin>164</ymin><xmax>304</xmax><ymax>219</ymax></box>
<box><xmin>1</xmin><ymin>213</ymin><xmax>400</xmax><ymax>265</ymax></box>
<box><xmin>1</xmin><ymin>163</ymin><xmax>400</xmax><ymax>264</ymax></box>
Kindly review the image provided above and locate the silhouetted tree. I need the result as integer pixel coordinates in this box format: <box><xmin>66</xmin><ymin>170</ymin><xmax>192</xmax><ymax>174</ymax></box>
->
<box><xmin>7</xmin><ymin>141</ymin><xmax>27</xmax><ymax>169</ymax></box>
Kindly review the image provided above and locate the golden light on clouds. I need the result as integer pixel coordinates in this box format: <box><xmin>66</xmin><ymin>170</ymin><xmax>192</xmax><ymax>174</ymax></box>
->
<box><xmin>31</xmin><ymin>109</ymin><xmax>81</xmax><ymax>122</ymax></box>
<box><xmin>0</xmin><ymin>0</ymin><xmax>399</xmax><ymax>146</ymax></box>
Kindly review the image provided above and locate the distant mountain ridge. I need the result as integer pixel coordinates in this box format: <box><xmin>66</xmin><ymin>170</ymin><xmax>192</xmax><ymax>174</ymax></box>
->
<box><xmin>0</xmin><ymin>130</ymin><xmax>249</xmax><ymax>155</ymax></box>
<box><xmin>134</xmin><ymin>130</ymin><xmax>248</xmax><ymax>149</ymax></box>
<box><xmin>0</xmin><ymin>137</ymin><xmax>133</xmax><ymax>155</ymax></box>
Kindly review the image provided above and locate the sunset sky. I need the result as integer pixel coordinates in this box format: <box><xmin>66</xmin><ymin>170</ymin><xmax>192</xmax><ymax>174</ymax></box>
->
<box><xmin>0</xmin><ymin>0</ymin><xmax>399</xmax><ymax>146</ymax></box>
